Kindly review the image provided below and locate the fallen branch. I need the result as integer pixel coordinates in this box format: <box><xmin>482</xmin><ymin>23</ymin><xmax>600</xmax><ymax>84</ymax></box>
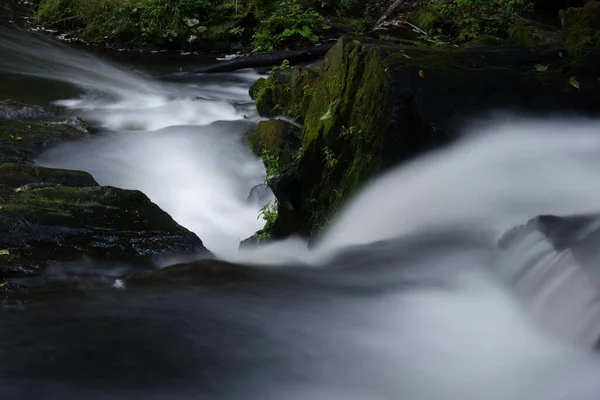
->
<box><xmin>376</xmin><ymin>0</ymin><xmax>407</xmax><ymax>25</ymax></box>
<box><xmin>187</xmin><ymin>43</ymin><xmax>335</xmax><ymax>74</ymax></box>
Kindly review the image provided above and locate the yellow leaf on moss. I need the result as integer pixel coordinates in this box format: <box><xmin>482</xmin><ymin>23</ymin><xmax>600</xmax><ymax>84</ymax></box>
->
<box><xmin>534</xmin><ymin>64</ymin><xmax>548</xmax><ymax>72</ymax></box>
<box><xmin>0</xmin><ymin>249</ymin><xmax>9</xmax><ymax>255</ymax></box>
<box><xmin>569</xmin><ymin>76</ymin><xmax>580</xmax><ymax>90</ymax></box>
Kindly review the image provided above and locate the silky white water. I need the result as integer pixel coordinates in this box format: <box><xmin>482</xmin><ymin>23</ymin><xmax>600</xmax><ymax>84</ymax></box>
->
<box><xmin>4</xmin><ymin>25</ymin><xmax>600</xmax><ymax>400</ymax></box>
<box><xmin>0</xmin><ymin>26</ymin><xmax>270</xmax><ymax>256</ymax></box>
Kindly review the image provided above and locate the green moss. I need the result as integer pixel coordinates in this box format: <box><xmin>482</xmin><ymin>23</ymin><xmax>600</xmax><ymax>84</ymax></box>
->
<box><xmin>249</xmin><ymin>74</ymin><xmax>292</xmax><ymax>117</ymax></box>
<box><xmin>0</xmin><ymin>163</ymin><xmax>98</xmax><ymax>188</ymax></box>
<box><xmin>507</xmin><ymin>20</ymin><xmax>562</xmax><ymax>48</ymax></box>
<box><xmin>508</xmin><ymin>23</ymin><xmax>536</xmax><ymax>47</ymax></box>
<box><xmin>563</xmin><ymin>1</ymin><xmax>600</xmax><ymax>58</ymax></box>
<box><xmin>246</xmin><ymin>120</ymin><xmax>285</xmax><ymax>158</ymax></box>
<box><xmin>298</xmin><ymin>38</ymin><xmax>390</xmax><ymax>233</ymax></box>
<box><xmin>407</xmin><ymin>9</ymin><xmax>440</xmax><ymax>34</ymax></box>
<box><xmin>0</xmin><ymin>117</ymin><xmax>88</xmax><ymax>163</ymax></box>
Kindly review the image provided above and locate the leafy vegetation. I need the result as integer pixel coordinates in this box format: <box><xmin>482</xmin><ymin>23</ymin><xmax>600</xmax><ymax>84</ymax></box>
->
<box><xmin>36</xmin><ymin>0</ymin><xmax>340</xmax><ymax>51</ymax></box>
<box><xmin>261</xmin><ymin>148</ymin><xmax>280</xmax><ymax>181</ymax></box>
<box><xmin>267</xmin><ymin>59</ymin><xmax>291</xmax><ymax>74</ymax></box>
<box><xmin>36</xmin><ymin>0</ymin><xmax>249</xmax><ymax>48</ymax></box>
<box><xmin>258</xmin><ymin>200</ymin><xmax>278</xmax><ymax>227</ymax></box>
<box><xmin>430</xmin><ymin>0</ymin><xmax>532</xmax><ymax>41</ymax></box>
<box><xmin>251</xmin><ymin>0</ymin><xmax>331</xmax><ymax>52</ymax></box>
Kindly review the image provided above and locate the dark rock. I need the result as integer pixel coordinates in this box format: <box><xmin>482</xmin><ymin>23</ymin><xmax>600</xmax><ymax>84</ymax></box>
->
<box><xmin>246</xmin><ymin>183</ymin><xmax>270</xmax><ymax>205</ymax></box>
<box><xmin>561</xmin><ymin>0</ymin><xmax>600</xmax><ymax>57</ymax></box>
<box><xmin>0</xmin><ymin>163</ymin><xmax>98</xmax><ymax>188</ymax></box>
<box><xmin>245</xmin><ymin>118</ymin><xmax>302</xmax><ymax>167</ymax></box>
<box><xmin>494</xmin><ymin>213</ymin><xmax>600</xmax><ymax>347</ymax></box>
<box><xmin>266</xmin><ymin>170</ymin><xmax>303</xmax><ymax>237</ymax></box>
<box><xmin>239</xmin><ymin>230</ymin><xmax>272</xmax><ymax>248</ymax></box>
<box><xmin>251</xmin><ymin>36</ymin><xmax>600</xmax><ymax>236</ymax></box>
<box><xmin>0</xmin><ymin>102</ymin><xmax>58</xmax><ymax>120</ymax></box>
<box><xmin>0</xmin><ymin>180</ymin><xmax>207</xmax><ymax>277</ymax></box>
<box><xmin>0</xmin><ymin>116</ymin><xmax>89</xmax><ymax>164</ymax></box>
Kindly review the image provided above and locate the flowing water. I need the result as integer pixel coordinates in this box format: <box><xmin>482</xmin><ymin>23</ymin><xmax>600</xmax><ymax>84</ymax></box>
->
<box><xmin>3</xmin><ymin>25</ymin><xmax>600</xmax><ymax>399</ymax></box>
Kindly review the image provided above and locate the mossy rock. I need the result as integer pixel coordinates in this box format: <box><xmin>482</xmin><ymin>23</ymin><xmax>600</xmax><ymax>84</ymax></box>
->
<box><xmin>0</xmin><ymin>163</ymin><xmax>98</xmax><ymax>188</ymax></box>
<box><xmin>249</xmin><ymin>74</ymin><xmax>292</xmax><ymax>117</ymax></box>
<box><xmin>562</xmin><ymin>0</ymin><xmax>600</xmax><ymax>57</ymax></box>
<box><xmin>0</xmin><ymin>171</ymin><xmax>206</xmax><ymax>277</ymax></box>
<box><xmin>246</xmin><ymin>119</ymin><xmax>302</xmax><ymax>167</ymax></box>
<box><xmin>0</xmin><ymin>116</ymin><xmax>89</xmax><ymax>164</ymax></box>
<box><xmin>249</xmin><ymin>67</ymin><xmax>321</xmax><ymax>121</ymax></box>
<box><xmin>256</xmin><ymin>36</ymin><xmax>600</xmax><ymax>237</ymax></box>
<box><xmin>508</xmin><ymin>20</ymin><xmax>563</xmax><ymax>47</ymax></box>
<box><xmin>407</xmin><ymin>9</ymin><xmax>441</xmax><ymax>34</ymax></box>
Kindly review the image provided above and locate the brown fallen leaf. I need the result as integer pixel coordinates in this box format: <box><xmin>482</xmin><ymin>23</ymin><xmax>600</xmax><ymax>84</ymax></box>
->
<box><xmin>402</xmin><ymin>53</ymin><xmax>412</xmax><ymax>60</ymax></box>
<box><xmin>9</xmin><ymin>135</ymin><xmax>23</xmax><ymax>141</ymax></box>
<box><xmin>569</xmin><ymin>76</ymin><xmax>580</xmax><ymax>90</ymax></box>
<box><xmin>418</xmin><ymin>69</ymin><xmax>425</xmax><ymax>79</ymax></box>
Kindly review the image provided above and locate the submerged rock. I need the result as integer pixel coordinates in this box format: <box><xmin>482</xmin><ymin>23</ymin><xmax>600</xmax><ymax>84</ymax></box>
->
<box><xmin>495</xmin><ymin>213</ymin><xmax>600</xmax><ymax>348</ymax></box>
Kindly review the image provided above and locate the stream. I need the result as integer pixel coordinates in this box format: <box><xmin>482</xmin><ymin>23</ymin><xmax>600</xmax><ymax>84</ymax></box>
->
<box><xmin>4</xmin><ymin>25</ymin><xmax>600</xmax><ymax>400</ymax></box>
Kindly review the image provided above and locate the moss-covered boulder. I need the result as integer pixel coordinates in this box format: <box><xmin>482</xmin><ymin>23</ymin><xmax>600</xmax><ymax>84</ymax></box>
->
<box><xmin>0</xmin><ymin>164</ymin><xmax>206</xmax><ymax>277</ymax></box>
<box><xmin>249</xmin><ymin>67</ymin><xmax>321</xmax><ymax>121</ymax></box>
<box><xmin>251</xmin><ymin>36</ymin><xmax>600</xmax><ymax>237</ymax></box>
<box><xmin>0</xmin><ymin>106</ymin><xmax>207</xmax><ymax>278</ymax></box>
<box><xmin>562</xmin><ymin>0</ymin><xmax>600</xmax><ymax>57</ymax></box>
<box><xmin>0</xmin><ymin>116</ymin><xmax>89</xmax><ymax>164</ymax></box>
<box><xmin>246</xmin><ymin>119</ymin><xmax>302</xmax><ymax>167</ymax></box>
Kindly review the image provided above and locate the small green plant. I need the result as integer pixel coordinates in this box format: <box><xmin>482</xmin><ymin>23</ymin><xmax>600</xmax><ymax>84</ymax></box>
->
<box><xmin>339</xmin><ymin>125</ymin><xmax>361</xmax><ymax>137</ymax></box>
<box><xmin>302</xmin><ymin>83</ymin><xmax>313</xmax><ymax>97</ymax></box>
<box><xmin>431</xmin><ymin>0</ymin><xmax>531</xmax><ymax>41</ymax></box>
<box><xmin>320</xmin><ymin>99</ymin><xmax>340</xmax><ymax>121</ymax></box>
<box><xmin>350</xmin><ymin>18</ymin><xmax>367</xmax><ymax>34</ymax></box>
<box><xmin>268</xmin><ymin>59</ymin><xmax>292</xmax><ymax>74</ymax></box>
<box><xmin>261</xmin><ymin>149</ymin><xmax>280</xmax><ymax>182</ymax></box>
<box><xmin>228</xmin><ymin>26</ymin><xmax>244</xmax><ymax>36</ymax></box>
<box><xmin>255</xmin><ymin>231</ymin><xmax>271</xmax><ymax>243</ymax></box>
<box><xmin>258</xmin><ymin>200</ymin><xmax>278</xmax><ymax>227</ymax></box>
<box><xmin>323</xmin><ymin>146</ymin><xmax>338</xmax><ymax>168</ymax></box>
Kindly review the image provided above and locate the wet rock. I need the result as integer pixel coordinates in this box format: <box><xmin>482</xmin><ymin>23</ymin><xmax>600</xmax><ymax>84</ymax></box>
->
<box><xmin>246</xmin><ymin>183</ymin><xmax>270</xmax><ymax>205</ymax></box>
<box><xmin>0</xmin><ymin>169</ymin><xmax>207</xmax><ymax>277</ymax></box>
<box><xmin>251</xmin><ymin>36</ymin><xmax>600</xmax><ymax>236</ymax></box>
<box><xmin>245</xmin><ymin>119</ymin><xmax>302</xmax><ymax>167</ymax></box>
<box><xmin>561</xmin><ymin>0</ymin><xmax>600</xmax><ymax>57</ymax></box>
<box><xmin>0</xmin><ymin>102</ymin><xmax>58</xmax><ymax>120</ymax></box>
<box><xmin>0</xmin><ymin>116</ymin><xmax>89</xmax><ymax>164</ymax></box>
<box><xmin>266</xmin><ymin>170</ymin><xmax>303</xmax><ymax>238</ymax></box>
<box><xmin>0</xmin><ymin>113</ymin><xmax>208</xmax><ymax>278</ymax></box>
<box><xmin>0</xmin><ymin>163</ymin><xmax>98</xmax><ymax>188</ymax></box>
